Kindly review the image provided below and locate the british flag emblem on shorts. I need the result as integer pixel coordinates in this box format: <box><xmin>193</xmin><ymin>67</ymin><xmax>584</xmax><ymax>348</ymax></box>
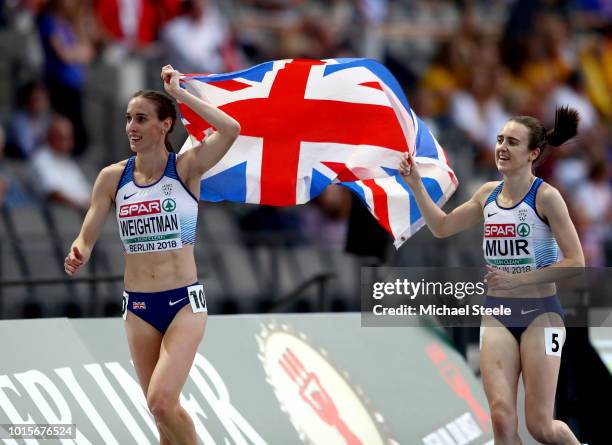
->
<box><xmin>132</xmin><ymin>302</ymin><xmax>146</xmax><ymax>309</ymax></box>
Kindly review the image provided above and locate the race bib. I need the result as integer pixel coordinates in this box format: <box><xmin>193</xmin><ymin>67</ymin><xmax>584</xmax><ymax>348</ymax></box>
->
<box><xmin>544</xmin><ymin>327</ymin><xmax>564</xmax><ymax>356</ymax></box>
<box><xmin>484</xmin><ymin>223</ymin><xmax>535</xmax><ymax>274</ymax></box>
<box><xmin>188</xmin><ymin>284</ymin><xmax>207</xmax><ymax>313</ymax></box>
<box><xmin>118</xmin><ymin>199</ymin><xmax>183</xmax><ymax>254</ymax></box>
<box><xmin>121</xmin><ymin>292</ymin><xmax>129</xmax><ymax>320</ymax></box>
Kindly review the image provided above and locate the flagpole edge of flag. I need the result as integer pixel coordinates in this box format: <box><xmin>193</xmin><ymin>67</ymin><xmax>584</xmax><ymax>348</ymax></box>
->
<box><xmin>393</xmin><ymin>219</ymin><xmax>426</xmax><ymax>249</ymax></box>
<box><xmin>392</xmin><ymin>176</ymin><xmax>458</xmax><ymax>249</ymax></box>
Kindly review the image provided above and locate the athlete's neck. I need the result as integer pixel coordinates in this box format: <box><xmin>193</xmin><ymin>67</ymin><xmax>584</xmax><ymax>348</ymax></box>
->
<box><xmin>500</xmin><ymin>169</ymin><xmax>535</xmax><ymax>203</ymax></box>
<box><xmin>134</xmin><ymin>148</ymin><xmax>169</xmax><ymax>184</ymax></box>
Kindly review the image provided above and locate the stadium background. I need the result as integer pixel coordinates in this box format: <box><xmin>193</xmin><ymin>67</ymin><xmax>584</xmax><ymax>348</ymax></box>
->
<box><xmin>0</xmin><ymin>0</ymin><xmax>610</xmax><ymax>443</ymax></box>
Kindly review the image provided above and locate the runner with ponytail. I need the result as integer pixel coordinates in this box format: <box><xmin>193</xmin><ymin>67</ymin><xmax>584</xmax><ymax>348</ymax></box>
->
<box><xmin>400</xmin><ymin>106</ymin><xmax>585</xmax><ymax>444</ymax></box>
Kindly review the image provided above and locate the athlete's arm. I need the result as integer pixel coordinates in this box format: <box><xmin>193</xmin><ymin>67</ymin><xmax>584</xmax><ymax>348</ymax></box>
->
<box><xmin>162</xmin><ymin>65</ymin><xmax>240</xmax><ymax>178</ymax></box>
<box><xmin>399</xmin><ymin>151</ymin><xmax>494</xmax><ymax>238</ymax></box>
<box><xmin>64</xmin><ymin>166</ymin><xmax>118</xmax><ymax>275</ymax></box>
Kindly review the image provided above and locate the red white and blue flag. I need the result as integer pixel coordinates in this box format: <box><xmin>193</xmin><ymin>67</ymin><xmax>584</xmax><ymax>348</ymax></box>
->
<box><xmin>178</xmin><ymin>59</ymin><xmax>457</xmax><ymax>247</ymax></box>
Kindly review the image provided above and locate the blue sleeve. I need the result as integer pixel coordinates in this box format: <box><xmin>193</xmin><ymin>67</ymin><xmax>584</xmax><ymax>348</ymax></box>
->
<box><xmin>36</xmin><ymin>13</ymin><xmax>56</xmax><ymax>40</ymax></box>
<box><xmin>7</xmin><ymin>114</ymin><xmax>32</xmax><ymax>155</ymax></box>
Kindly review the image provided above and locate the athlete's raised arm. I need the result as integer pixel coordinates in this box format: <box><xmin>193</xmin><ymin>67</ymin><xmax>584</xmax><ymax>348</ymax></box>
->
<box><xmin>64</xmin><ymin>164</ymin><xmax>121</xmax><ymax>275</ymax></box>
<box><xmin>399</xmin><ymin>151</ymin><xmax>496</xmax><ymax>238</ymax></box>
<box><xmin>161</xmin><ymin>65</ymin><xmax>241</xmax><ymax>179</ymax></box>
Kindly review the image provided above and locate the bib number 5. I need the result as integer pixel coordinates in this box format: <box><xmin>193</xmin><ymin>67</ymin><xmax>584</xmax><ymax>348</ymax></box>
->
<box><xmin>188</xmin><ymin>284</ymin><xmax>207</xmax><ymax>313</ymax></box>
<box><xmin>545</xmin><ymin>327</ymin><xmax>564</xmax><ymax>356</ymax></box>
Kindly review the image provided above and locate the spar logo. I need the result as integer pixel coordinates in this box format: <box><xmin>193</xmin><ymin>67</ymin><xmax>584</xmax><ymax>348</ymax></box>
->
<box><xmin>517</xmin><ymin>223</ymin><xmax>530</xmax><ymax>237</ymax></box>
<box><xmin>162</xmin><ymin>198</ymin><xmax>176</xmax><ymax>212</ymax></box>
<box><xmin>257</xmin><ymin>323</ymin><xmax>396</xmax><ymax>445</ymax></box>
<box><xmin>484</xmin><ymin>224</ymin><xmax>515</xmax><ymax>238</ymax></box>
<box><xmin>119</xmin><ymin>200</ymin><xmax>161</xmax><ymax>218</ymax></box>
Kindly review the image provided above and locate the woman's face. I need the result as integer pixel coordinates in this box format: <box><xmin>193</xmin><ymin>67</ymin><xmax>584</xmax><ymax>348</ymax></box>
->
<box><xmin>28</xmin><ymin>86</ymin><xmax>49</xmax><ymax>116</ymax></box>
<box><xmin>495</xmin><ymin>121</ymin><xmax>539</xmax><ymax>173</ymax></box>
<box><xmin>125</xmin><ymin>97</ymin><xmax>169</xmax><ymax>152</ymax></box>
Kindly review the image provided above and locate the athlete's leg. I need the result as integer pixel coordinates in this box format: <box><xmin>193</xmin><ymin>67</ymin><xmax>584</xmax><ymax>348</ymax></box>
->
<box><xmin>522</xmin><ymin>313</ymin><xmax>580</xmax><ymax>445</ymax></box>
<box><xmin>124</xmin><ymin>311</ymin><xmax>172</xmax><ymax>445</ymax></box>
<box><xmin>480</xmin><ymin>316</ymin><xmax>523</xmax><ymax>445</ymax></box>
<box><xmin>146</xmin><ymin>305</ymin><xmax>207</xmax><ymax>445</ymax></box>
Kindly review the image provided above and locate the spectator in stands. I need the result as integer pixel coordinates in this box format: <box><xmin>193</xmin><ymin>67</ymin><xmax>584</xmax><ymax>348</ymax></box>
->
<box><xmin>301</xmin><ymin>185</ymin><xmax>351</xmax><ymax>250</ymax></box>
<box><xmin>5</xmin><ymin>80</ymin><xmax>52</xmax><ymax>159</ymax></box>
<box><xmin>95</xmin><ymin>0</ymin><xmax>181</xmax><ymax>53</ymax></box>
<box><xmin>450</xmin><ymin>66</ymin><xmax>510</xmax><ymax>173</ymax></box>
<box><xmin>36</xmin><ymin>0</ymin><xmax>95</xmax><ymax>156</ymax></box>
<box><xmin>572</xmin><ymin>160</ymin><xmax>611</xmax><ymax>266</ymax></box>
<box><xmin>0</xmin><ymin>127</ymin><xmax>36</xmax><ymax>208</ymax></box>
<box><xmin>239</xmin><ymin>206</ymin><xmax>304</xmax><ymax>247</ymax></box>
<box><xmin>419</xmin><ymin>41</ymin><xmax>465</xmax><ymax>118</ymax></box>
<box><xmin>161</xmin><ymin>0</ymin><xmax>242</xmax><ymax>74</ymax></box>
<box><xmin>548</xmin><ymin>70</ymin><xmax>598</xmax><ymax>133</ymax></box>
<box><xmin>30</xmin><ymin>115</ymin><xmax>91</xmax><ymax>209</ymax></box>
<box><xmin>353</xmin><ymin>0</ymin><xmax>388</xmax><ymax>59</ymax></box>
<box><xmin>579</xmin><ymin>31</ymin><xmax>612</xmax><ymax>121</ymax></box>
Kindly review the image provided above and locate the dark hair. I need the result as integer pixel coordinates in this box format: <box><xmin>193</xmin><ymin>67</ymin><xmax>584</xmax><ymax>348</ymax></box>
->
<box><xmin>509</xmin><ymin>106</ymin><xmax>580</xmax><ymax>163</ymax></box>
<box><xmin>131</xmin><ymin>90</ymin><xmax>177</xmax><ymax>152</ymax></box>
<box><xmin>16</xmin><ymin>80</ymin><xmax>46</xmax><ymax>108</ymax></box>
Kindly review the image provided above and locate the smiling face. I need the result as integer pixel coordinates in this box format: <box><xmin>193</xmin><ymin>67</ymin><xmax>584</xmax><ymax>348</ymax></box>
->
<box><xmin>495</xmin><ymin>120</ymin><xmax>540</xmax><ymax>174</ymax></box>
<box><xmin>125</xmin><ymin>97</ymin><xmax>171</xmax><ymax>153</ymax></box>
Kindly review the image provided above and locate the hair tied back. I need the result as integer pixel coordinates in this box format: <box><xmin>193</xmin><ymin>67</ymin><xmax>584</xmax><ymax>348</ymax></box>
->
<box><xmin>546</xmin><ymin>106</ymin><xmax>579</xmax><ymax>148</ymax></box>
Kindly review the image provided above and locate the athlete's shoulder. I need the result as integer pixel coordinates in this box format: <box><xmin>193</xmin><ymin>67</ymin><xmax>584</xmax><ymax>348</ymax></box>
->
<box><xmin>536</xmin><ymin>181</ymin><xmax>564</xmax><ymax>208</ymax></box>
<box><xmin>107</xmin><ymin>159</ymin><xmax>130</xmax><ymax>170</ymax></box>
<box><xmin>99</xmin><ymin>160</ymin><xmax>127</xmax><ymax>180</ymax></box>
<box><xmin>94</xmin><ymin>160</ymin><xmax>128</xmax><ymax>190</ymax></box>
<box><xmin>480</xmin><ymin>181</ymin><xmax>501</xmax><ymax>194</ymax></box>
<box><xmin>472</xmin><ymin>181</ymin><xmax>501</xmax><ymax>203</ymax></box>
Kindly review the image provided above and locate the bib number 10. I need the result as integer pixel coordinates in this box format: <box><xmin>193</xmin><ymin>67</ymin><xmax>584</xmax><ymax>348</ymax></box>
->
<box><xmin>122</xmin><ymin>292</ymin><xmax>129</xmax><ymax>320</ymax></box>
<box><xmin>188</xmin><ymin>284</ymin><xmax>207</xmax><ymax>313</ymax></box>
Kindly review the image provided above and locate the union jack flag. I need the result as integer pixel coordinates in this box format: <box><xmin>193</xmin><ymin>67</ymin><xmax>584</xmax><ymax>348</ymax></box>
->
<box><xmin>178</xmin><ymin>59</ymin><xmax>458</xmax><ymax>247</ymax></box>
<box><xmin>132</xmin><ymin>302</ymin><xmax>146</xmax><ymax>310</ymax></box>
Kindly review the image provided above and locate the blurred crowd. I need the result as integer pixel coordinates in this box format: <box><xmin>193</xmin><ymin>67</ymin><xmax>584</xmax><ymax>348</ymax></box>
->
<box><xmin>0</xmin><ymin>0</ymin><xmax>610</xmax><ymax>266</ymax></box>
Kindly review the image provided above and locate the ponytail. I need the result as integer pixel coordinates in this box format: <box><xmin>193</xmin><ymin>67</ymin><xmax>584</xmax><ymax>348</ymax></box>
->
<box><xmin>546</xmin><ymin>106</ymin><xmax>580</xmax><ymax>147</ymax></box>
<box><xmin>509</xmin><ymin>106</ymin><xmax>580</xmax><ymax>164</ymax></box>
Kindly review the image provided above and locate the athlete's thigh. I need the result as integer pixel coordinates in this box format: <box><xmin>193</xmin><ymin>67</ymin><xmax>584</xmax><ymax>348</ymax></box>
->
<box><xmin>148</xmin><ymin>305</ymin><xmax>207</xmax><ymax>399</ymax></box>
<box><xmin>480</xmin><ymin>316</ymin><xmax>522</xmax><ymax>408</ymax></box>
<box><xmin>124</xmin><ymin>310</ymin><xmax>163</xmax><ymax>394</ymax></box>
<box><xmin>520</xmin><ymin>313</ymin><xmax>564</xmax><ymax>419</ymax></box>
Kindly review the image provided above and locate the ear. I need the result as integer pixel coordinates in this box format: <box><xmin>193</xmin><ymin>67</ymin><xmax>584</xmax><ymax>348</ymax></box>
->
<box><xmin>530</xmin><ymin>147</ymin><xmax>541</xmax><ymax>162</ymax></box>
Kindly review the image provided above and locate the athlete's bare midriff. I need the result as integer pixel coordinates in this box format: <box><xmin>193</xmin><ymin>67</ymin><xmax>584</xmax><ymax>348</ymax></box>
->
<box><xmin>123</xmin><ymin>245</ymin><xmax>198</xmax><ymax>292</ymax></box>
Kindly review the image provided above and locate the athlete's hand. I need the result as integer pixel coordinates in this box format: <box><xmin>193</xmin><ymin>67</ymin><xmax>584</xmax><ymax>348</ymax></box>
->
<box><xmin>399</xmin><ymin>151</ymin><xmax>422</xmax><ymax>189</ymax></box>
<box><xmin>484</xmin><ymin>265</ymin><xmax>522</xmax><ymax>290</ymax></box>
<box><xmin>161</xmin><ymin>64</ymin><xmax>182</xmax><ymax>98</ymax></box>
<box><xmin>64</xmin><ymin>246</ymin><xmax>88</xmax><ymax>276</ymax></box>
